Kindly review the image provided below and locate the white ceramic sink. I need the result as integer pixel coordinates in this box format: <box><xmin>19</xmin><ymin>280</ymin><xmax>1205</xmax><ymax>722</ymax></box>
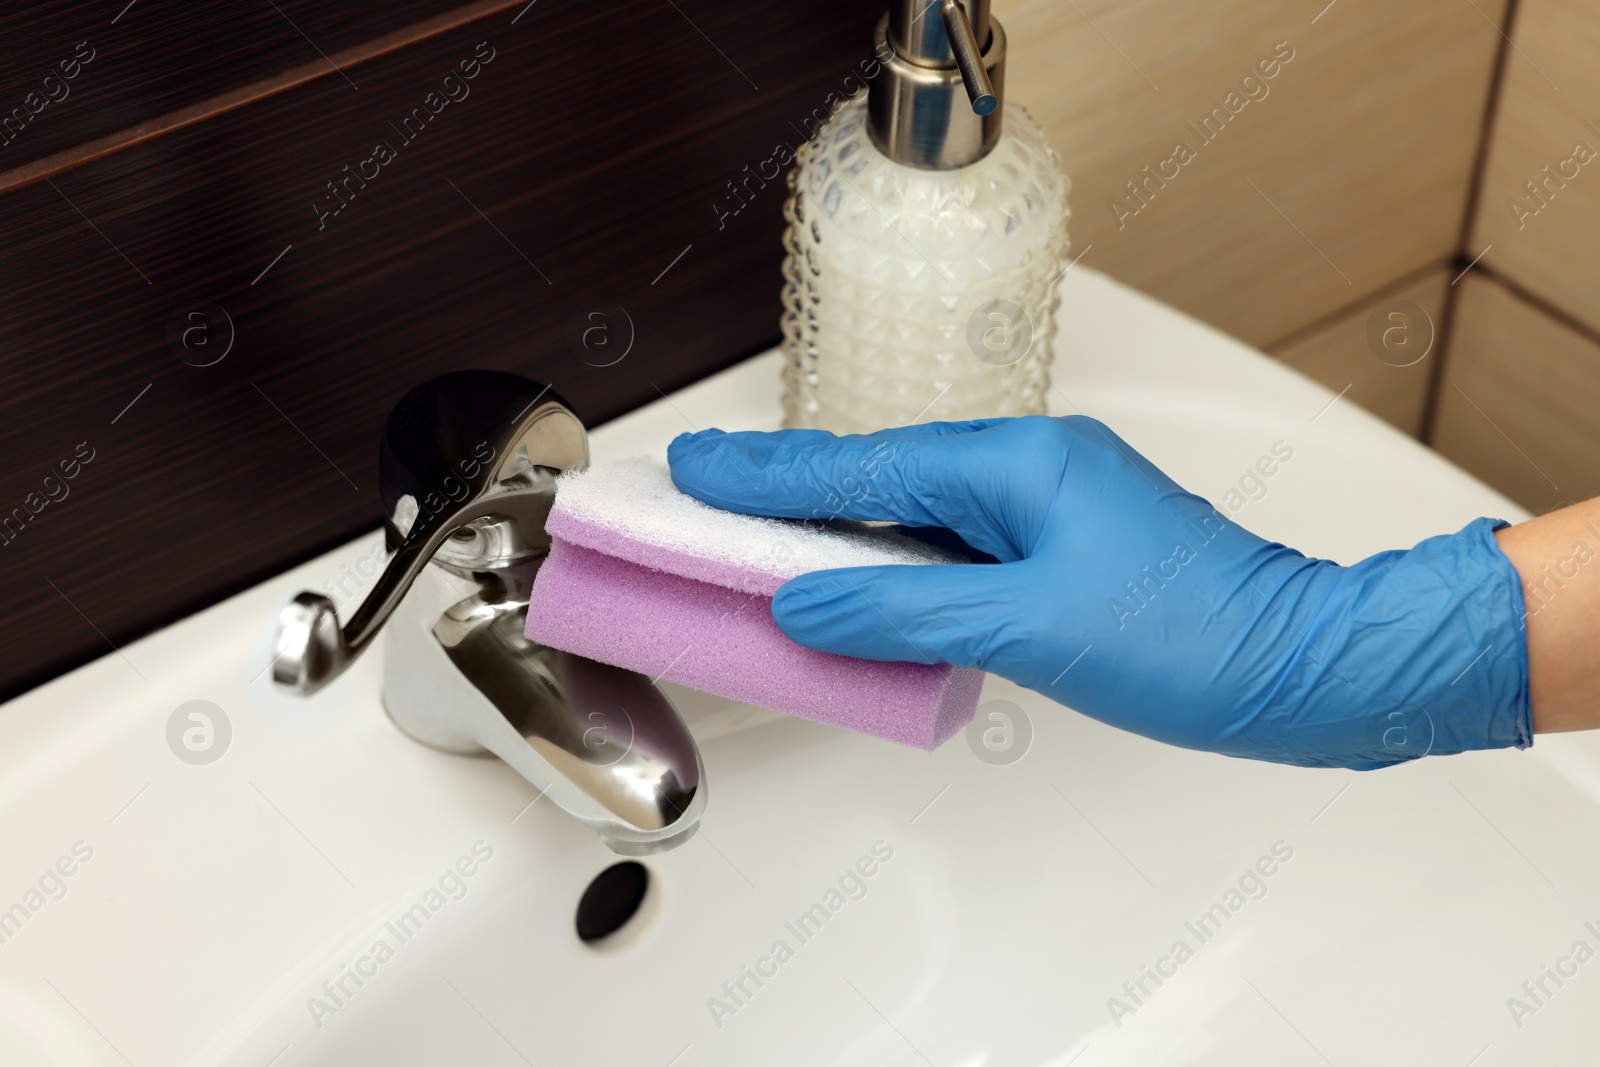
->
<box><xmin>5</xmin><ymin>268</ymin><xmax>1599</xmax><ymax>1067</ymax></box>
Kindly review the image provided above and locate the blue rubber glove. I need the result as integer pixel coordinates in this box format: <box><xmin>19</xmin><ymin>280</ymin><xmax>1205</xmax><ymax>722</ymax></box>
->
<box><xmin>667</xmin><ymin>416</ymin><xmax>1532</xmax><ymax>769</ymax></box>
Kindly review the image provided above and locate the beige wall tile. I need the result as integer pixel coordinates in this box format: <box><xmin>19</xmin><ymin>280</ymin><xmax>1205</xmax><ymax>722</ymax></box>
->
<box><xmin>1469</xmin><ymin>0</ymin><xmax>1600</xmax><ymax>335</ymax></box>
<box><xmin>1434</xmin><ymin>274</ymin><xmax>1600</xmax><ymax>513</ymax></box>
<box><xmin>995</xmin><ymin>0</ymin><xmax>1505</xmax><ymax>346</ymax></box>
<box><xmin>1268</xmin><ymin>268</ymin><xmax>1448</xmax><ymax>437</ymax></box>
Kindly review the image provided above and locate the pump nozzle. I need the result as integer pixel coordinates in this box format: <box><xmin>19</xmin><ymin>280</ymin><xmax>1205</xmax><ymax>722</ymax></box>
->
<box><xmin>870</xmin><ymin>0</ymin><xmax>1007</xmax><ymax>168</ymax></box>
<box><xmin>940</xmin><ymin>0</ymin><xmax>996</xmax><ymax>115</ymax></box>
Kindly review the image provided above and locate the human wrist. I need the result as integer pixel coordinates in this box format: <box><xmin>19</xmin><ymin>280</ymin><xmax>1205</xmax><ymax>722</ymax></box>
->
<box><xmin>1493</xmin><ymin>498</ymin><xmax>1600</xmax><ymax>733</ymax></box>
<box><xmin>1267</xmin><ymin>517</ymin><xmax>1532</xmax><ymax>768</ymax></box>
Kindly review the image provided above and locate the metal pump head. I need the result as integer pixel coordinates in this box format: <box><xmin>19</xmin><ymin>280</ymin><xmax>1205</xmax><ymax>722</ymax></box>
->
<box><xmin>868</xmin><ymin>0</ymin><xmax>1008</xmax><ymax>169</ymax></box>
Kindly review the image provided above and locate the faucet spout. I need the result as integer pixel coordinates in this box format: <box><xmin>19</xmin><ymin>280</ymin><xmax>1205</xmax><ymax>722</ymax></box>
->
<box><xmin>387</xmin><ymin>560</ymin><xmax>704</xmax><ymax>854</ymax></box>
<box><xmin>270</xmin><ymin>370</ymin><xmax>705</xmax><ymax>853</ymax></box>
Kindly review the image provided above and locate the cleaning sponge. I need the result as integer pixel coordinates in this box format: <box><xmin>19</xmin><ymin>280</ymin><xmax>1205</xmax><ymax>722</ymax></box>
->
<box><xmin>525</xmin><ymin>457</ymin><xmax>983</xmax><ymax>749</ymax></box>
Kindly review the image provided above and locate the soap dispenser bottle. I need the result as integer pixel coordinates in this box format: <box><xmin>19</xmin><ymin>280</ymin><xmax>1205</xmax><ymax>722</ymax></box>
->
<box><xmin>780</xmin><ymin>0</ymin><xmax>1070</xmax><ymax>434</ymax></box>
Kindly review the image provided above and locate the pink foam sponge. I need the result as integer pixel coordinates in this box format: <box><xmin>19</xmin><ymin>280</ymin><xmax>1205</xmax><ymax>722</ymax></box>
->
<box><xmin>525</xmin><ymin>458</ymin><xmax>983</xmax><ymax>749</ymax></box>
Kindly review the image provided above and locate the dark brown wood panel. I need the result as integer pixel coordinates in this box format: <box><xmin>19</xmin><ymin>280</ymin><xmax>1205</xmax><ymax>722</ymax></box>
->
<box><xmin>0</xmin><ymin>0</ymin><xmax>879</xmax><ymax>700</ymax></box>
<box><xmin>0</xmin><ymin>0</ymin><xmax>481</xmax><ymax>171</ymax></box>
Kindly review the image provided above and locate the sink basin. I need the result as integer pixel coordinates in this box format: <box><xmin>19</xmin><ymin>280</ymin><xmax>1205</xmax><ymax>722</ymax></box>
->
<box><xmin>4</xmin><ymin>267</ymin><xmax>1597</xmax><ymax>1066</ymax></box>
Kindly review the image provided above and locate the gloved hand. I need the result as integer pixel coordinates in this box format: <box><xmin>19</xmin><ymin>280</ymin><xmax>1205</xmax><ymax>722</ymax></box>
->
<box><xmin>667</xmin><ymin>416</ymin><xmax>1532</xmax><ymax>769</ymax></box>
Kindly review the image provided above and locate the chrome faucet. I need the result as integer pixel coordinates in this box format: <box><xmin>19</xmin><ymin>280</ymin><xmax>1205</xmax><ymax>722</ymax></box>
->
<box><xmin>271</xmin><ymin>370</ymin><xmax>704</xmax><ymax>855</ymax></box>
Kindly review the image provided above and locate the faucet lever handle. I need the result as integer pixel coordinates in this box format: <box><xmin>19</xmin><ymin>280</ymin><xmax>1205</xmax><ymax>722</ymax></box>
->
<box><xmin>272</xmin><ymin>481</ymin><xmax>557</xmax><ymax>694</ymax></box>
<box><xmin>272</xmin><ymin>371</ymin><xmax>588</xmax><ymax>695</ymax></box>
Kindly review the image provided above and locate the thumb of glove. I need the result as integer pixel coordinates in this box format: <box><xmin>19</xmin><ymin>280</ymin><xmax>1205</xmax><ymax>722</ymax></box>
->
<box><xmin>772</xmin><ymin>562</ymin><xmax>1034</xmax><ymax>672</ymax></box>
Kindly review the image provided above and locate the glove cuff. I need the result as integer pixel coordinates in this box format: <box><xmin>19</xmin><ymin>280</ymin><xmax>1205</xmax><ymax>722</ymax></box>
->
<box><xmin>1287</xmin><ymin>516</ymin><xmax>1533</xmax><ymax>768</ymax></box>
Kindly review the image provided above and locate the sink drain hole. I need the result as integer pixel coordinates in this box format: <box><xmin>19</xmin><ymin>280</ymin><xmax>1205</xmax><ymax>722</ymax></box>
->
<box><xmin>576</xmin><ymin>861</ymin><xmax>650</xmax><ymax>944</ymax></box>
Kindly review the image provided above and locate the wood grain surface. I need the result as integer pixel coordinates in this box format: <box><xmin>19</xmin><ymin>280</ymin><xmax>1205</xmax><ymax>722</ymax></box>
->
<box><xmin>0</xmin><ymin>0</ymin><xmax>483</xmax><ymax>173</ymax></box>
<box><xmin>0</xmin><ymin>0</ymin><xmax>877</xmax><ymax>700</ymax></box>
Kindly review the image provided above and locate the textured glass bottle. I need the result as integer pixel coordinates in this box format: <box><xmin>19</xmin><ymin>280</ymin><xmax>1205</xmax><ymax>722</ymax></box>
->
<box><xmin>780</xmin><ymin>96</ymin><xmax>1070</xmax><ymax>433</ymax></box>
